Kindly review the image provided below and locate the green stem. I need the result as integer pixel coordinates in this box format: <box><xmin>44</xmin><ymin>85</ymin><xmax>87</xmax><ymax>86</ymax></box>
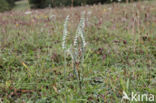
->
<box><xmin>63</xmin><ymin>51</ymin><xmax>67</xmax><ymax>103</ymax></box>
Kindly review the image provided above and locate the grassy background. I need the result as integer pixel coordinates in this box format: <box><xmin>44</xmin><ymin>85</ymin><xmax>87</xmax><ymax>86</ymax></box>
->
<box><xmin>0</xmin><ymin>0</ymin><xmax>156</xmax><ymax>102</ymax></box>
<box><xmin>13</xmin><ymin>0</ymin><xmax>30</xmax><ymax>11</ymax></box>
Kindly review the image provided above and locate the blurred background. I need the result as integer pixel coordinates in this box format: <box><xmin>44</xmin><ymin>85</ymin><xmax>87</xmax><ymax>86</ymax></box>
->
<box><xmin>0</xmin><ymin>0</ymin><xmax>150</xmax><ymax>12</ymax></box>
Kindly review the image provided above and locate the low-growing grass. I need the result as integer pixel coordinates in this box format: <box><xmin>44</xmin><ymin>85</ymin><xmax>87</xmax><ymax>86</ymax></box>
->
<box><xmin>0</xmin><ymin>0</ymin><xmax>156</xmax><ymax>102</ymax></box>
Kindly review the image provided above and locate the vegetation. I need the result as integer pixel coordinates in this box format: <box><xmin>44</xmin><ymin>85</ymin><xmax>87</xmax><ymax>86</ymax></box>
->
<box><xmin>28</xmin><ymin>0</ymin><xmax>148</xmax><ymax>9</ymax></box>
<box><xmin>6</xmin><ymin>0</ymin><xmax>15</xmax><ymax>7</ymax></box>
<box><xmin>0</xmin><ymin>0</ymin><xmax>15</xmax><ymax>12</ymax></box>
<box><xmin>0</xmin><ymin>0</ymin><xmax>156</xmax><ymax>102</ymax></box>
<box><xmin>0</xmin><ymin>0</ymin><xmax>10</xmax><ymax>12</ymax></box>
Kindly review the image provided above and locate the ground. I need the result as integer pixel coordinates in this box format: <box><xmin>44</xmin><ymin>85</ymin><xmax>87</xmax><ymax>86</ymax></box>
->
<box><xmin>0</xmin><ymin>0</ymin><xmax>156</xmax><ymax>103</ymax></box>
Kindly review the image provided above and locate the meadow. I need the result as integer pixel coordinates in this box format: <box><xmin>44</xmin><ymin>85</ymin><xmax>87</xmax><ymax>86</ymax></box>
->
<box><xmin>0</xmin><ymin>0</ymin><xmax>156</xmax><ymax>102</ymax></box>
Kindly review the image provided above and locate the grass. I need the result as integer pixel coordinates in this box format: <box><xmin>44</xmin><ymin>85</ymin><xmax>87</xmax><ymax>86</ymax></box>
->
<box><xmin>0</xmin><ymin>0</ymin><xmax>156</xmax><ymax>102</ymax></box>
<box><xmin>13</xmin><ymin>0</ymin><xmax>30</xmax><ymax>11</ymax></box>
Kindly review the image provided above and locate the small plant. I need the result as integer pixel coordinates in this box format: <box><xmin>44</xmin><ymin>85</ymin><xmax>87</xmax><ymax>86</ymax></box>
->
<box><xmin>62</xmin><ymin>12</ymin><xmax>86</xmax><ymax>95</ymax></box>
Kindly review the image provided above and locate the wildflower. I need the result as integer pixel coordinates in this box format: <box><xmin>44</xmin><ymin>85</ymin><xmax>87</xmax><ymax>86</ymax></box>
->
<box><xmin>62</xmin><ymin>15</ymin><xmax>70</xmax><ymax>49</ymax></box>
<box><xmin>62</xmin><ymin>12</ymin><xmax>87</xmax><ymax>94</ymax></box>
<box><xmin>24</xmin><ymin>11</ymin><xmax>32</xmax><ymax>15</ymax></box>
<box><xmin>87</xmin><ymin>11</ymin><xmax>92</xmax><ymax>15</ymax></box>
<box><xmin>103</xmin><ymin>8</ymin><xmax>106</xmax><ymax>12</ymax></box>
<box><xmin>16</xmin><ymin>23</ymin><xmax>19</xmax><ymax>27</ymax></box>
<box><xmin>74</xmin><ymin>12</ymin><xmax>86</xmax><ymax>48</ymax></box>
<box><xmin>44</xmin><ymin>16</ymin><xmax>48</xmax><ymax>18</ymax></box>
<box><xmin>49</xmin><ymin>15</ymin><xmax>56</xmax><ymax>20</ymax></box>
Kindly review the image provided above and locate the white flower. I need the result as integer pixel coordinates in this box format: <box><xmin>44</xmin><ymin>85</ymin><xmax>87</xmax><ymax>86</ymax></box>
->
<box><xmin>24</xmin><ymin>11</ymin><xmax>32</xmax><ymax>15</ymax></box>
<box><xmin>74</xmin><ymin>12</ymin><xmax>86</xmax><ymax>48</ymax></box>
<box><xmin>87</xmin><ymin>11</ymin><xmax>92</xmax><ymax>15</ymax></box>
<box><xmin>62</xmin><ymin>15</ymin><xmax>70</xmax><ymax>49</ymax></box>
